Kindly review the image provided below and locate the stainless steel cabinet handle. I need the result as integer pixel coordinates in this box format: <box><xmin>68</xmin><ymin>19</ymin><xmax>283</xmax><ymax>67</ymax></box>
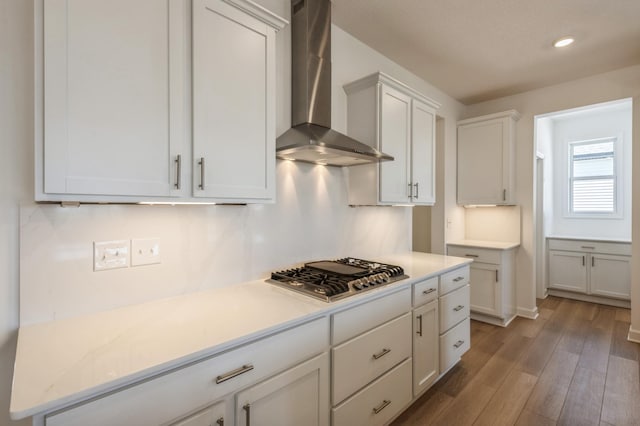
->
<box><xmin>414</xmin><ymin>182</ymin><xmax>419</xmax><ymax>198</ymax></box>
<box><xmin>215</xmin><ymin>364</ymin><xmax>254</xmax><ymax>384</ymax></box>
<box><xmin>216</xmin><ymin>418</ymin><xmax>224</xmax><ymax>426</ymax></box>
<box><xmin>454</xmin><ymin>340</ymin><xmax>465</xmax><ymax>348</ymax></box>
<box><xmin>503</xmin><ymin>189</ymin><xmax>507</xmax><ymax>201</ymax></box>
<box><xmin>495</xmin><ymin>270</ymin><xmax>499</xmax><ymax>282</ymax></box>
<box><xmin>373</xmin><ymin>400</ymin><xmax>391</xmax><ymax>415</ymax></box>
<box><xmin>422</xmin><ymin>288</ymin><xmax>436</xmax><ymax>295</ymax></box>
<box><xmin>198</xmin><ymin>157</ymin><xmax>205</xmax><ymax>190</ymax></box>
<box><xmin>465</xmin><ymin>254</ymin><xmax>479</xmax><ymax>258</ymax></box>
<box><xmin>453</xmin><ymin>305</ymin><xmax>465</xmax><ymax>312</ymax></box>
<box><xmin>174</xmin><ymin>155</ymin><xmax>181</xmax><ymax>189</ymax></box>
<box><xmin>416</xmin><ymin>314</ymin><xmax>423</xmax><ymax>336</ymax></box>
<box><xmin>453</xmin><ymin>276</ymin><xmax>465</xmax><ymax>282</ymax></box>
<box><xmin>581</xmin><ymin>246</ymin><xmax>595</xmax><ymax>249</ymax></box>
<box><xmin>582</xmin><ymin>256</ymin><xmax>585</xmax><ymax>266</ymax></box>
<box><xmin>372</xmin><ymin>348</ymin><xmax>391</xmax><ymax>360</ymax></box>
<box><xmin>243</xmin><ymin>404</ymin><xmax>251</xmax><ymax>426</ymax></box>
<box><xmin>408</xmin><ymin>182</ymin><xmax>413</xmax><ymax>197</ymax></box>
<box><xmin>592</xmin><ymin>256</ymin><xmax>595</xmax><ymax>267</ymax></box>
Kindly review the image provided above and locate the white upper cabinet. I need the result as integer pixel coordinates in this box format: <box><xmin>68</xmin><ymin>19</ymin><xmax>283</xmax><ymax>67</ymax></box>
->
<box><xmin>192</xmin><ymin>0</ymin><xmax>284</xmax><ymax>202</ymax></box>
<box><xmin>36</xmin><ymin>0</ymin><xmax>286</xmax><ymax>203</ymax></box>
<box><xmin>457</xmin><ymin>110</ymin><xmax>520</xmax><ymax>205</ymax></box>
<box><xmin>344</xmin><ymin>72</ymin><xmax>440</xmax><ymax>206</ymax></box>
<box><xmin>39</xmin><ymin>0</ymin><xmax>189</xmax><ymax>201</ymax></box>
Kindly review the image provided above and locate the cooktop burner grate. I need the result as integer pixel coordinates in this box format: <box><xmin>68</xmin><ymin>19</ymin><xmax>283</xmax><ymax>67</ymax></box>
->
<box><xmin>267</xmin><ymin>257</ymin><xmax>408</xmax><ymax>302</ymax></box>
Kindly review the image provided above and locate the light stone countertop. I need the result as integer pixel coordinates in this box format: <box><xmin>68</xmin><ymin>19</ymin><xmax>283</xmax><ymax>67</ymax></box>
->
<box><xmin>10</xmin><ymin>251</ymin><xmax>472</xmax><ymax>420</ymax></box>
<box><xmin>447</xmin><ymin>239</ymin><xmax>521</xmax><ymax>250</ymax></box>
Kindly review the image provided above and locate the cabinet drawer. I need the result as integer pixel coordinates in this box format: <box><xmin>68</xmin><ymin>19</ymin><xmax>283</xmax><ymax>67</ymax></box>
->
<box><xmin>413</xmin><ymin>277</ymin><xmax>438</xmax><ymax>306</ymax></box>
<box><xmin>45</xmin><ymin>317</ymin><xmax>329</xmax><ymax>426</ymax></box>
<box><xmin>332</xmin><ymin>288</ymin><xmax>411</xmax><ymax>345</ymax></box>
<box><xmin>439</xmin><ymin>285</ymin><xmax>470</xmax><ymax>333</ymax></box>
<box><xmin>440</xmin><ymin>318</ymin><xmax>470</xmax><ymax>373</ymax></box>
<box><xmin>547</xmin><ymin>238</ymin><xmax>631</xmax><ymax>256</ymax></box>
<box><xmin>447</xmin><ymin>245</ymin><xmax>501</xmax><ymax>264</ymax></box>
<box><xmin>332</xmin><ymin>359</ymin><xmax>412</xmax><ymax>426</ymax></box>
<box><xmin>439</xmin><ymin>266</ymin><xmax>470</xmax><ymax>295</ymax></box>
<box><xmin>332</xmin><ymin>313</ymin><xmax>411</xmax><ymax>405</ymax></box>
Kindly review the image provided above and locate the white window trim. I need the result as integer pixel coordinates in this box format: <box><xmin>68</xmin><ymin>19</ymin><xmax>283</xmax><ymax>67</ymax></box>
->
<box><xmin>564</xmin><ymin>135</ymin><xmax>624</xmax><ymax>219</ymax></box>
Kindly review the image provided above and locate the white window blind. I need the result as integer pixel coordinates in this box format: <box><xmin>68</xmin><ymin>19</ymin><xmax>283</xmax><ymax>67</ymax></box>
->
<box><xmin>569</xmin><ymin>139</ymin><xmax>616</xmax><ymax>214</ymax></box>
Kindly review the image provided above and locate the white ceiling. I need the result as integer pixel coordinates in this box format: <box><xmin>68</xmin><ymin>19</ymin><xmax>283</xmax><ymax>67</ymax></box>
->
<box><xmin>332</xmin><ymin>0</ymin><xmax>640</xmax><ymax>104</ymax></box>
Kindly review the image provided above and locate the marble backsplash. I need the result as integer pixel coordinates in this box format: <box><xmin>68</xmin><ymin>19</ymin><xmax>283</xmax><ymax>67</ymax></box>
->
<box><xmin>20</xmin><ymin>160</ymin><xmax>412</xmax><ymax>325</ymax></box>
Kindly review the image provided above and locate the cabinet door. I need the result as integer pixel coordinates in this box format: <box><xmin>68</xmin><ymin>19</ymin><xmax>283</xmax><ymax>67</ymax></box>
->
<box><xmin>457</xmin><ymin>119</ymin><xmax>506</xmax><ymax>204</ymax></box>
<box><xmin>548</xmin><ymin>250</ymin><xmax>588</xmax><ymax>293</ymax></box>
<box><xmin>171</xmin><ymin>401</ymin><xmax>226</xmax><ymax>426</ymax></box>
<box><xmin>192</xmin><ymin>0</ymin><xmax>276</xmax><ymax>201</ymax></box>
<box><xmin>413</xmin><ymin>300</ymin><xmax>438</xmax><ymax>396</ymax></box>
<box><xmin>41</xmin><ymin>0</ymin><xmax>187</xmax><ymax>199</ymax></box>
<box><xmin>469</xmin><ymin>263</ymin><xmax>502</xmax><ymax>318</ymax></box>
<box><xmin>411</xmin><ymin>100</ymin><xmax>436</xmax><ymax>205</ymax></box>
<box><xmin>235</xmin><ymin>353</ymin><xmax>329</xmax><ymax>426</ymax></box>
<box><xmin>590</xmin><ymin>254</ymin><xmax>631</xmax><ymax>299</ymax></box>
<box><xmin>378</xmin><ymin>85</ymin><xmax>411</xmax><ymax>204</ymax></box>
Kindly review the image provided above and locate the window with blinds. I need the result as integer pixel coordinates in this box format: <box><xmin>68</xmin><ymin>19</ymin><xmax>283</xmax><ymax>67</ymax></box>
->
<box><xmin>569</xmin><ymin>138</ymin><xmax>616</xmax><ymax>214</ymax></box>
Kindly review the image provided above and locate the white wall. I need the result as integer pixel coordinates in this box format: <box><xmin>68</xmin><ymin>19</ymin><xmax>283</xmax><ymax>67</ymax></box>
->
<box><xmin>1</xmin><ymin>0</ymin><xmax>466</xmax><ymax>422</ymax></box>
<box><xmin>464</xmin><ymin>206</ymin><xmax>521</xmax><ymax>243</ymax></box>
<box><xmin>547</xmin><ymin>102</ymin><xmax>632</xmax><ymax>240</ymax></box>
<box><xmin>465</xmin><ymin>64</ymin><xmax>640</xmax><ymax>328</ymax></box>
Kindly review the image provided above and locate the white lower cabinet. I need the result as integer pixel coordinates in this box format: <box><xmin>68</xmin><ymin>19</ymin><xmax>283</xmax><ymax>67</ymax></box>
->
<box><xmin>234</xmin><ymin>353</ymin><xmax>329</xmax><ymax>426</ymax></box>
<box><xmin>437</xmin><ymin>266</ymin><xmax>471</xmax><ymax>374</ymax></box>
<box><xmin>547</xmin><ymin>238</ymin><xmax>631</xmax><ymax>302</ymax></box>
<box><xmin>412</xmin><ymin>299</ymin><xmax>438</xmax><ymax>396</ymax></box>
<box><xmin>440</xmin><ymin>318</ymin><xmax>471</xmax><ymax>372</ymax></box>
<box><xmin>332</xmin><ymin>359</ymin><xmax>412</xmax><ymax>426</ymax></box>
<box><xmin>447</xmin><ymin>244</ymin><xmax>517</xmax><ymax>326</ymax></box>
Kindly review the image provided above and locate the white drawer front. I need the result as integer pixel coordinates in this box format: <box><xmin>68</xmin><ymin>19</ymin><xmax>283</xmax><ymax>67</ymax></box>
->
<box><xmin>439</xmin><ymin>266</ymin><xmax>470</xmax><ymax>295</ymax></box>
<box><xmin>332</xmin><ymin>313</ymin><xmax>411</xmax><ymax>405</ymax></box>
<box><xmin>46</xmin><ymin>317</ymin><xmax>329</xmax><ymax>426</ymax></box>
<box><xmin>439</xmin><ymin>285</ymin><xmax>470</xmax><ymax>333</ymax></box>
<box><xmin>447</xmin><ymin>245</ymin><xmax>501</xmax><ymax>264</ymax></box>
<box><xmin>547</xmin><ymin>238</ymin><xmax>631</xmax><ymax>256</ymax></box>
<box><xmin>413</xmin><ymin>276</ymin><xmax>438</xmax><ymax>307</ymax></box>
<box><xmin>332</xmin><ymin>288</ymin><xmax>411</xmax><ymax>345</ymax></box>
<box><xmin>439</xmin><ymin>318</ymin><xmax>470</xmax><ymax>373</ymax></box>
<box><xmin>332</xmin><ymin>359</ymin><xmax>412</xmax><ymax>426</ymax></box>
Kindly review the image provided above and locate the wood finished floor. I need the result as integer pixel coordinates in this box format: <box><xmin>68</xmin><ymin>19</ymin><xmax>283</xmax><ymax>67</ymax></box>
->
<box><xmin>392</xmin><ymin>296</ymin><xmax>640</xmax><ymax>426</ymax></box>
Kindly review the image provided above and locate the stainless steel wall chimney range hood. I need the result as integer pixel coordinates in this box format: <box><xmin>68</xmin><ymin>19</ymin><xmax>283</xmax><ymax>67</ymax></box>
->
<box><xmin>276</xmin><ymin>0</ymin><xmax>393</xmax><ymax>167</ymax></box>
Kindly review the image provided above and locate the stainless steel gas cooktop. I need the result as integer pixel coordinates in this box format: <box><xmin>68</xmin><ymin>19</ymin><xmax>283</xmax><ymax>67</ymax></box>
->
<box><xmin>267</xmin><ymin>257</ymin><xmax>408</xmax><ymax>302</ymax></box>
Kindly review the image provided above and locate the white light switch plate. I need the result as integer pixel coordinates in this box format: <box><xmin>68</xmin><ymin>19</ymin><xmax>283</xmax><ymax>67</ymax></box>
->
<box><xmin>131</xmin><ymin>238</ymin><xmax>161</xmax><ymax>266</ymax></box>
<box><xmin>94</xmin><ymin>240</ymin><xmax>130</xmax><ymax>271</ymax></box>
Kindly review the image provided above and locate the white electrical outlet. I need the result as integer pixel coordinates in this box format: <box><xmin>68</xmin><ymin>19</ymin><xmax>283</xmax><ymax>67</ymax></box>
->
<box><xmin>94</xmin><ymin>240</ymin><xmax>130</xmax><ymax>271</ymax></box>
<box><xmin>131</xmin><ymin>238</ymin><xmax>161</xmax><ymax>266</ymax></box>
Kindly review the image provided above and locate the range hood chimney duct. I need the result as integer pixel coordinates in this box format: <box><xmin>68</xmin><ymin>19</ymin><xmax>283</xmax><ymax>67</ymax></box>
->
<box><xmin>276</xmin><ymin>0</ymin><xmax>393</xmax><ymax>166</ymax></box>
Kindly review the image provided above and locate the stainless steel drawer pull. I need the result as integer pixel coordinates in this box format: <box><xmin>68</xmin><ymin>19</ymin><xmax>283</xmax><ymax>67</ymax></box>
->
<box><xmin>198</xmin><ymin>157</ymin><xmax>205</xmax><ymax>190</ymax></box>
<box><xmin>215</xmin><ymin>364</ymin><xmax>254</xmax><ymax>384</ymax></box>
<box><xmin>581</xmin><ymin>246</ymin><xmax>596</xmax><ymax>249</ymax></box>
<box><xmin>453</xmin><ymin>340</ymin><xmax>465</xmax><ymax>348</ymax></box>
<box><xmin>592</xmin><ymin>256</ymin><xmax>595</xmax><ymax>267</ymax></box>
<box><xmin>174</xmin><ymin>155</ymin><xmax>181</xmax><ymax>189</ymax></box>
<box><xmin>373</xmin><ymin>400</ymin><xmax>391</xmax><ymax>415</ymax></box>
<box><xmin>453</xmin><ymin>276</ymin><xmax>465</xmax><ymax>281</ymax></box>
<box><xmin>503</xmin><ymin>189</ymin><xmax>506</xmax><ymax>201</ymax></box>
<box><xmin>582</xmin><ymin>256</ymin><xmax>585</xmax><ymax>266</ymax></box>
<box><xmin>414</xmin><ymin>182</ymin><xmax>419</xmax><ymax>198</ymax></box>
<box><xmin>422</xmin><ymin>288</ymin><xmax>437</xmax><ymax>295</ymax></box>
<box><xmin>453</xmin><ymin>305</ymin><xmax>465</xmax><ymax>312</ymax></box>
<box><xmin>243</xmin><ymin>403</ymin><xmax>251</xmax><ymax>426</ymax></box>
<box><xmin>465</xmin><ymin>254</ymin><xmax>479</xmax><ymax>258</ymax></box>
<box><xmin>408</xmin><ymin>182</ymin><xmax>413</xmax><ymax>197</ymax></box>
<box><xmin>216</xmin><ymin>418</ymin><xmax>224</xmax><ymax>426</ymax></box>
<box><xmin>372</xmin><ymin>348</ymin><xmax>391</xmax><ymax>360</ymax></box>
<box><xmin>417</xmin><ymin>314</ymin><xmax>423</xmax><ymax>337</ymax></box>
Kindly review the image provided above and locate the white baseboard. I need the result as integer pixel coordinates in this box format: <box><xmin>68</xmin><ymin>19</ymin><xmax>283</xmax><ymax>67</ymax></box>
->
<box><xmin>516</xmin><ymin>306</ymin><xmax>539</xmax><ymax>320</ymax></box>
<box><xmin>628</xmin><ymin>326</ymin><xmax>640</xmax><ymax>344</ymax></box>
<box><xmin>547</xmin><ymin>289</ymin><xmax>631</xmax><ymax>308</ymax></box>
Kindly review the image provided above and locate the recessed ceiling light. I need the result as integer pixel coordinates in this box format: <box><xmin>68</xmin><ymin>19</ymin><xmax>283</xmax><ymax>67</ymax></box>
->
<box><xmin>554</xmin><ymin>37</ymin><xmax>575</xmax><ymax>48</ymax></box>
